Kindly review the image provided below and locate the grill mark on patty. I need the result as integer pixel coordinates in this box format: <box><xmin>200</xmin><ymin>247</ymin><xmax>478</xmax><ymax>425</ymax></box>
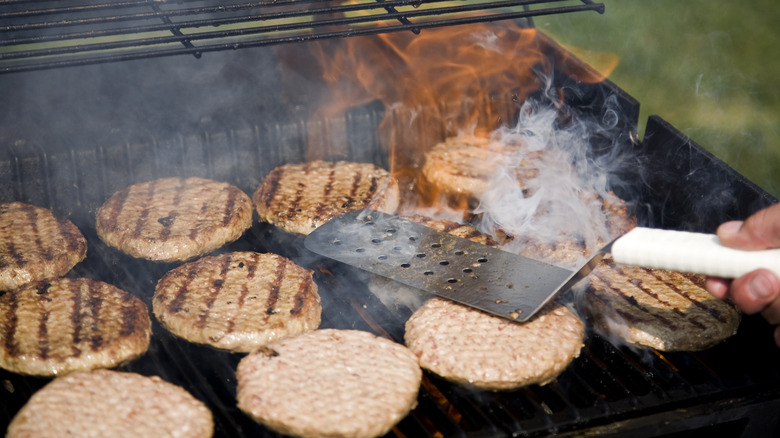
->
<box><xmin>313</xmin><ymin>162</ymin><xmax>338</xmax><ymax>223</ymax></box>
<box><xmin>196</xmin><ymin>256</ymin><xmax>232</xmax><ymax>329</ymax></box>
<box><xmin>3</xmin><ymin>291</ymin><xmax>19</xmax><ymax>357</ymax></box>
<box><xmin>190</xmin><ymin>186</ymin><xmax>213</xmax><ymax>241</ymax></box>
<box><xmin>168</xmin><ymin>269</ymin><xmax>195</xmax><ymax>314</ymax></box>
<box><xmin>342</xmin><ymin>169</ymin><xmax>363</xmax><ymax>211</ymax></box>
<box><xmin>290</xmin><ymin>275</ymin><xmax>312</xmax><ymax>316</ymax></box>
<box><xmin>119</xmin><ymin>289</ymin><xmax>141</xmax><ymax>337</ymax></box>
<box><xmin>23</xmin><ymin>203</ymin><xmax>53</xmax><ymax>262</ymax></box>
<box><xmin>159</xmin><ymin>179</ymin><xmax>186</xmax><ymax>241</ymax></box>
<box><xmin>246</xmin><ymin>253</ymin><xmax>258</xmax><ymax>280</ymax></box>
<box><xmin>365</xmin><ymin>176</ymin><xmax>379</xmax><ymax>205</ymax></box>
<box><xmin>649</xmin><ymin>270</ymin><xmax>729</xmax><ymax>324</ymax></box>
<box><xmin>131</xmin><ymin>180</ymin><xmax>158</xmax><ymax>239</ymax></box>
<box><xmin>223</xmin><ymin>187</ymin><xmax>238</xmax><ymax>226</ymax></box>
<box><xmin>593</xmin><ymin>265</ymin><xmax>675</xmax><ymax>328</ymax></box>
<box><xmin>99</xmin><ymin>187</ymin><xmax>130</xmax><ymax>232</ymax></box>
<box><xmin>265</xmin><ymin>258</ymin><xmax>288</xmax><ymax>316</ymax></box>
<box><xmin>285</xmin><ymin>162</ymin><xmax>313</xmax><ymax>220</ymax></box>
<box><xmin>88</xmin><ymin>280</ymin><xmax>105</xmax><ymax>351</ymax></box>
<box><xmin>36</xmin><ymin>282</ymin><xmax>52</xmax><ymax>360</ymax></box>
<box><xmin>57</xmin><ymin>217</ymin><xmax>84</xmax><ymax>254</ymax></box>
<box><xmin>6</xmin><ymin>240</ymin><xmax>24</xmax><ymax>269</ymax></box>
<box><xmin>70</xmin><ymin>282</ymin><xmax>83</xmax><ymax>357</ymax></box>
<box><xmin>261</xmin><ymin>167</ymin><xmax>283</xmax><ymax>208</ymax></box>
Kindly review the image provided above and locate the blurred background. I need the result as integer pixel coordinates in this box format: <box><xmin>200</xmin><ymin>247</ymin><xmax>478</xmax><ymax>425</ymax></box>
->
<box><xmin>535</xmin><ymin>0</ymin><xmax>779</xmax><ymax>199</ymax></box>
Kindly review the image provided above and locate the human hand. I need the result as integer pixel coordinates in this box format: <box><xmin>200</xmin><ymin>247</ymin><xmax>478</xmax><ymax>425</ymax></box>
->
<box><xmin>705</xmin><ymin>202</ymin><xmax>780</xmax><ymax>346</ymax></box>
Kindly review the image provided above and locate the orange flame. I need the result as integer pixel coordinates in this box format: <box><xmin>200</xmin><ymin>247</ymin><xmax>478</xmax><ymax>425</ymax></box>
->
<box><xmin>275</xmin><ymin>20</ymin><xmax>616</xmax><ymax>214</ymax></box>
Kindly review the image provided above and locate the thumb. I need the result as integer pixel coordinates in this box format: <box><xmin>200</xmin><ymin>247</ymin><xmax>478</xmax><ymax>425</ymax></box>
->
<box><xmin>718</xmin><ymin>203</ymin><xmax>780</xmax><ymax>250</ymax></box>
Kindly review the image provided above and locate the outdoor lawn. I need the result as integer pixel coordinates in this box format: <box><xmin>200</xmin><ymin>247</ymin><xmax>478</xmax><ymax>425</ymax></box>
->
<box><xmin>535</xmin><ymin>0</ymin><xmax>779</xmax><ymax>199</ymax></box>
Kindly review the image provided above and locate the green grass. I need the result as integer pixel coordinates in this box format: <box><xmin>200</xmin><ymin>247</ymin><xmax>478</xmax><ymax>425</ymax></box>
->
<box><xmin>534</xmin><ymin>0</ymin><xmax>779</xmax><ymax>199</ymax></box>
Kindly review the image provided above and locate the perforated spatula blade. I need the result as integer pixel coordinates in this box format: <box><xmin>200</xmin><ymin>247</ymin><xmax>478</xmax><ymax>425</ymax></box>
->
<box><xmin>304</xmin><ymin>209</ymin><xmax>780</xmax><ymax>323</ymax></box>
<box><xmin>303</xmin><ymin>209</ymin><xmax>580</xmax><ymax>322</ymax></box>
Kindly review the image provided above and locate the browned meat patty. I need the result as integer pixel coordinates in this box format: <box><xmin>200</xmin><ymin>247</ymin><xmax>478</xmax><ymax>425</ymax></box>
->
<box><xmin>96</xmin><ymin>177</ymin><xmax>253</xmax><ymax>262</ymax></box>
<box><xmin>583</xmin><ymin>258</ymin><xmax>741</xmax><ymax>351</ymax></box>
<box><xmin>153</xmin><ymin>251</ymin><xmax>321</xmax><ymax>352</ymax></box>
<box><xmin>0</xmin><ymin>202</ymin><xmax>87</xmax><ymax>291</ymax></box>
<box><xmin>7</xmin><ymin>369</ymin><xmax>213</xmax><ymax>438</ymax></box>
<box><xmin>404</xmin><ymin>298</ymin><xmax>584</xmax><ymax>390</ymax></box>
<box><xmin>0</xmin><ymin>277</ymin><xmax>151</xmax><ymax>376</ymax></box>
<box><xmin>237</xmin><ymin>329</ymin><xmax>422</xmax><ymax>438</ymax></box>
<box><xmin>253</xmin><ymin>160</ymin><xmax>400</xmax><ymax>235</ymax></box>
<box><xmin>421</xmin><ymin>134</ymin><xmax>541</xmax><ymax>199</ymax></box>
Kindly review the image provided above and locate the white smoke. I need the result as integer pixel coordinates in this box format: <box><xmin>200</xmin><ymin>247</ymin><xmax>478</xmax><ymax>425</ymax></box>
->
<box><xmin>474</xmin><ymin>94</ymin><xmax>636</xmax><ymax>268</ymax></box>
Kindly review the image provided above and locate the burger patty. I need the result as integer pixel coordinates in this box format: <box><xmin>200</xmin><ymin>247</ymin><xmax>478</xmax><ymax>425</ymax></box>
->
<box><xmin>404</xmin><ymin>298</ymin><xmax>585</xmax><ymax>390</ymax></box>
<box><xmin>0</xmin><ymin>202</ymin><xmax>87</xmax><ymax>291</ymax></box>
<box><xmin>7</xmin><ymin>369</ymin><xmax>213</xmax><ymax>438</ymax></box>
<box><xmin>96</xmin><ymin>177</ymin><xmax>253</xmax><ymax>262</ymax></box>
<box><xmin>153</xmin><ymin>251</ymin><xmax>321</xmax><ymax>353</ymax></box>
<box><xmin>236</xmin><ymin>329</ymin><xmax>422</xmax><ymax>438</ymax></box>
<box><xmin>253</xmin><ymin>160</ymin><xmax>401</xmax><ymax>235</ymax></box>
<box><xmin>0</xmin><ymin>277</ymin><xmax>151</xmax><ymax>376</ymax></box>
<box><xmin>421</xmin><ymin>134</ymin><xmax>541</xmax><ymax>199</ymax></box>
<box><xmin>583</xmin><ymin>258</ymin><xmax>741</xmax><ymax>351</ymax></box>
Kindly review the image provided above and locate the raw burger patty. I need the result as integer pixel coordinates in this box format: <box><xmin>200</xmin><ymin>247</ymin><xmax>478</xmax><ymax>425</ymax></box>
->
<box><xmin>7</xmin><ymin>369</ymin><xmax>213</xmax><ymax>438</ymax></box>
<box><xmin>153</xmin><ymin>251</ymin><xmax>321</xmax><ymax>352</ymax></box>
<box><xmin>253</xmin><ymin>160</ymin><xmax>400</xmax><ymax>235</ymax></box>
<box><xmin>404</xmin><ymin>298</ymin><xmax>585</xmax><ymax>390</ymax></box>
<box><xmin>237</xmin><ymin>329</ymin><xmax>422</xmax><ymax>438</ymax></box>
<box><xmin>0</xmin><ymin>277</ymin><xmax>151</xmax><ymax>376</ymax></box>
<box><xmin>583</xmin><ymin>258</ymin><xmax>741</xmax><ymax>351</ymax></box>
<box><xmin>0</xmin><ymin>202</ymin><xmax>87</xmax><ymax>291</ymax></box>
<box><xmin>96</xmin><ymin>177</ymin><xmax>253</xmax><ymax>262</ymax></box>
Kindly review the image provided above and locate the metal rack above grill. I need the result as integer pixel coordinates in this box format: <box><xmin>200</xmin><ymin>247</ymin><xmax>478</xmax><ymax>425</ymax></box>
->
<box><xmin>0</xmin><ymin>0</ymin><xmax>603</xmax><ymax>74</ymax></box>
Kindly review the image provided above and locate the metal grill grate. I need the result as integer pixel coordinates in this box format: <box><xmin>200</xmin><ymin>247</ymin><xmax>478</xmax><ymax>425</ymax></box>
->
<box><xmin>0</xmin><ymin>0</ymin><xmax>603</xmax><ymax>74</ymax></box>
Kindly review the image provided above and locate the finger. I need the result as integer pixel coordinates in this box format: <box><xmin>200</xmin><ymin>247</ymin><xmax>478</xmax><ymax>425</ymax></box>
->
<box><xmin>717</xmin><ymin>203</ymin><xmax>780</xmax><ymax>250</ymax></box>
<box><xmin>727</xmin><ymin>269</ymin><xmax>780</xmax><ymax>315</ymax></box>
<box><xmin>705</xmin><ymin>276</ymin><xmax>731</xmax><ymax>299</ymax></box>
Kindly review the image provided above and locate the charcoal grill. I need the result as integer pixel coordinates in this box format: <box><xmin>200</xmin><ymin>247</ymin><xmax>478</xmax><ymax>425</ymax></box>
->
<box><xmin>2</xmin><ymin>1</ymin><xmax>780</xmax><ymax>437</ymax></box>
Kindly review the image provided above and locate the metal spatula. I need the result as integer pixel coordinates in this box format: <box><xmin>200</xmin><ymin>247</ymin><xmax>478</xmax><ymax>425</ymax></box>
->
<box><xmin>304</xmin><ymin>209</ymin><xmax>780</xmax><ymax>322</ymax></box>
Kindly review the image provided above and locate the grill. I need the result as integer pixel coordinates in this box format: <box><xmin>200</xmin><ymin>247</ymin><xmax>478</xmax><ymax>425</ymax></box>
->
<box><xmin>2</xmin><ymin>2</ymin><xmax>780</xmax><ymax>437</ymax></box>
<box><xmin>1</xmin><ymin>0</ymin><xmax>603</xmax><ymax>74</ymax></box>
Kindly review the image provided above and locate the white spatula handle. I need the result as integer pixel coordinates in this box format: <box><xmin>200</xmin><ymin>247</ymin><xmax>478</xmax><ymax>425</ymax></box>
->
<box><xmin>611</xmin><ymin>227</ymin><xmax>780</xmax><ymax>279</ymax></box>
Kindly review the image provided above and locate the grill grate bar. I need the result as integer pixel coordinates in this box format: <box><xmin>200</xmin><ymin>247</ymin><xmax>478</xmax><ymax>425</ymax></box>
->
<box><xmin>0</xmin><ymin>0</ymin><xmax>604</xmax><ymax>73</ymax></box>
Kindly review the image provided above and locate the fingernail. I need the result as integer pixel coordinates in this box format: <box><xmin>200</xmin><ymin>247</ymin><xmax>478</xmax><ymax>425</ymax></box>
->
<box><xmin>719</xmin><ymin>221</ymin><xmax>743</xmax><ymax>237</ymax></box>
<box><xmin>748</xmin><ymin>273</ymin><xmax>775</xmax><ymax>300</ymax></box>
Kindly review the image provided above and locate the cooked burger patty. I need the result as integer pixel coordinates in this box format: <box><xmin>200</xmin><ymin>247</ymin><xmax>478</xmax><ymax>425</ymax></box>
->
<box><xmin>237</xmin><ymin>329</ymin><xmax>422</xmax><ymax>438</ymax></box>
<box><xmin>0</xmin><ymin>277</ymin><xmax>151</xmax><ymax>376</ymax></box>
<box><xmin>153</xmin><ymin>251</ymin><xmax>321</xmax><ymax>352</ymax></box>
<box><xmin>583</xmin><ymin>258</ymin><xmax>741</xmax><ymax>351</ymax></box>
<box><xmin>0</xmin><ymin>202</ymin><xmax>87</xmax><ymax>291</ymax></box>
<box><xmin>96</xmin><ymin>177</ymin><xmax>253</xmax><ymax>262</ymax></box>
<box><xmin>404</xmin><ymin>298</ymin><xmax>585</xmax><ymax>390</ymax></box>
<box><xmin>253</xmin><ymin>160</ymin><xmax>401</xmax><ymax>235</ymax></box>
<box><xmin>421</xmin><ymin>135</ymin><xmax>541</xmax><ymax>199</ymax></box>
<box><xmin>7</xmin><ymin>369</ymin><xmax>213</xmax><ymax>438</ymax></box>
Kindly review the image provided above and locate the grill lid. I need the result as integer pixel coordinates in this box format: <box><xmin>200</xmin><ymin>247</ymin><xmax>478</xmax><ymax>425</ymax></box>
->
<box><xmin>0</xmin><ymin>0</ymin><xmax>604</xmax><ymax>74</ymax></box>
